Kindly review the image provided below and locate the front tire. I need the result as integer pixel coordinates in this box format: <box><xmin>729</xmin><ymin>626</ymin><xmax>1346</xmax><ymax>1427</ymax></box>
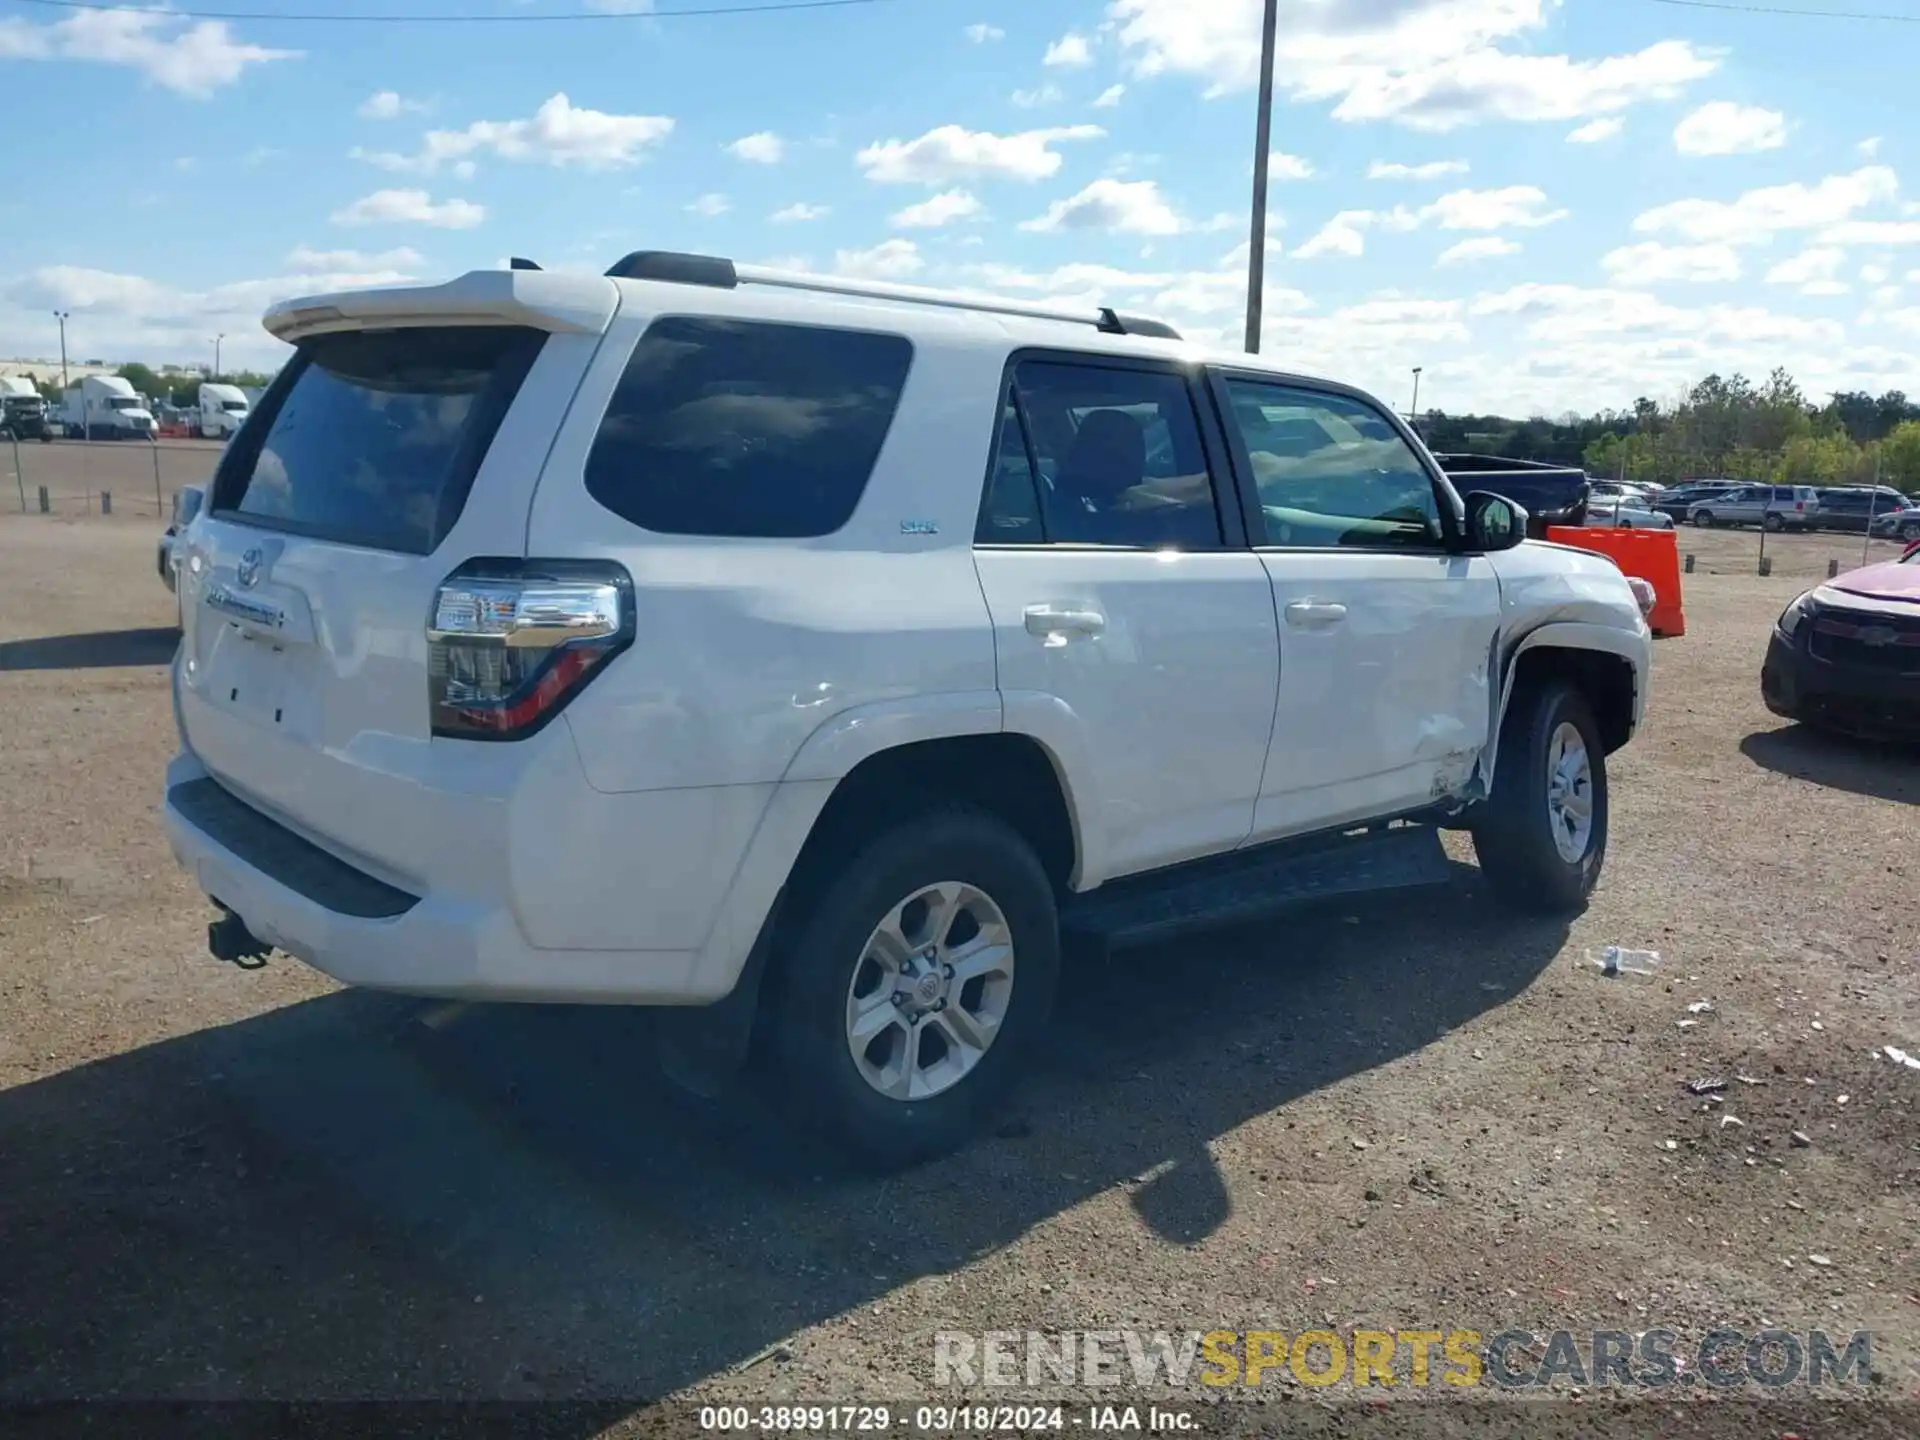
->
<box><xmin>1691</xmin><ymin>511</ymin><xmax>1713</xmax><ymax>527</ymax></box>
<box><xmin>1472</xmin><ymin>681</ymin><xmax>1608</xmax><ymax>915</ymax></box>
<box><xmin>1763</xmin><ymin>513</ymin><xmax>1785</xmax><ymax>533</ymax></box>
<box><xmin>763</xmin><ymin>809</ymin><xmax>1059</xmax><ymax>1169</ymax></box>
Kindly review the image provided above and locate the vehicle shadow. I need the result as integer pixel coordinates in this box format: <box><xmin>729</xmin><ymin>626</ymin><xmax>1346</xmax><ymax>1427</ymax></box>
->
<box><xmin>0</xmin><ymin>866</ymin><xmax>1566</xmax><ymax>1422</ymax></box>
<box><xmin>1740</xmin><ymin>725</ymin><xmax>1919</xmax><ymax>805</ymax></box>
<box><xmin>0</xmin><ymin>627</ymin><xmax>178</xmax><ymax>673</ymax></box>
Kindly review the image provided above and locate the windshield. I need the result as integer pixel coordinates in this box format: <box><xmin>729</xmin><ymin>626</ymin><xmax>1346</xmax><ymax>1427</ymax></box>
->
<box><xmin>108</xmin><ymin>397</ymin><xmax>140</xmax><ymax>411</ymax></box>
<box><xmin>221</xmin><ymin>401</ymin><xmax>247</xmax><ymax>412</ymax></box>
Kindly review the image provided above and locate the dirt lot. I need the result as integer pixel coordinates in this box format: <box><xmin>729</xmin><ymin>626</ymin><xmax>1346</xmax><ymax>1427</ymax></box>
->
<box><xmin>0</xmin><ymin>515</ymin><xmax>1914</xmax><ymax>1435</ymax></box>
<box><xmin>2</xmin><ymin>436</ymin><xmax>223</xmax><ymax>521</ymax></box>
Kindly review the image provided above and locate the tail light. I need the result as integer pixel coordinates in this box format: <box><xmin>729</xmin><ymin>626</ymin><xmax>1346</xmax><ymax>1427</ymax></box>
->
<box><xmin>428</xmin><ymin>558</ymin><xmax>633</xmax><ymax>741</ymax></box>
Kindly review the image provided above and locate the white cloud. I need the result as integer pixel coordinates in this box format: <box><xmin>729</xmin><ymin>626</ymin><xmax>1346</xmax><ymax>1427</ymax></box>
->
<box><xmin>726</xmin><ymin>131</ymin><xmax>785</xmax><ymax>164</ymax></box>
<box><xmin>1107</xmin><ymin>0</ymin><xmax>1719</xmax><ymax>131</ymax></box>
<box><xmin>1633</xmin><ymin>165</ymin><xmax>1897</xmax><ymax>245</ymax></box>
<box><xmin>1673</xmin><ymin>101</ymin><xmax>1787</xmax><ymax>157</ymax></box>
<box><xmin>834</xmin><ymin>239</ymin><xmax>924</xmax><ymax>280</ymax></box>
<box><xmin>1294</xmin><ymin>211</ymin><xmax>1374</xmax><ymax>259</ymax></box>
<box><xmin>1417</xmin><ymin>185</ymin><xmax>1566</xmax><ymax>230</ymax></box>
<box><xmin>373</xmin><ymin>93</ymin><xmax>674</xmax><ymax>174</ymax></box>
<box><xmin>1471</xmin><ymin>282</ymin><xmax>1845</xmax><ymax>348</ymax></box>
<box><xmin>1819</xmin><ymin>220</ymin><xmax>1920</xmax><ymax>246</ymax></box>
<box><xmin>892</xmin><ymin>190</ymin><xmax>984</xmax><ymax>228</ymax></box>
<box><xmin>856</xmin><ymin>123</ymin><xmax>1104</xmax><ymax>184</ymax></box>
<box><xmin>1437</xmin><ymin>236</ymin><xmax>1519</xmax><ymax>265</ymax></box>
<box><xmin>965</xmin><ymin>22</ymin><xmax>1005</xmax><ymax>43</ymax></box>
<box><xmin>330</xmin><ymin>189</ymin><xmax>485</xmax><ymax>229</ymax></box>
<box><xmin>685</xmin><ymin>192</ymin><xmax>730</xmax><ymax>217</ymax></box>
<box><xmin>770</xmin><ymin>202</ymin><xmax>830</xmax><ymax>223</ymax></box>
<box><xmin>358</xmin><ymin>90</ymin><xmax>426</xmax><ymax>120</ymax></box>
<box><xmin>1567</xmin><ymin>117</ymin><xmax>1623</xmax><ymax>144</ymax></box>
<box><xmin>1011</xmin><ymin>84</ymin><xmax>1063</xmax><ymax>108</ymax></box>
<box><xmin>1861</xmin><ymin>263</ymin><xmax>1890</xmax><ymax>285</ymax></box>
<box><xmin>1859</xmin><ymin>136</ymin><xmax>1883</xmax><ymax>159</ymax></box>
<box><xmin>285</xmin><ymin>244</ymin><xmax>424</xmax><ymax>271</ymax></box>
<box><xmin>1369</xmin><ymin>159</ymin><xmax>1469</xmax><ymax>181</ymax></box>
<box><xmin>1020</xmin><ymin>178</ymin><xmax>1186</xmax><ymax>236</ymax></box>
<box><xmin>0</xmin><ymin>8</ymin><xmax>296</xmax><ymax>97</ymax></box>
<box><xmin>1264</xmin><ymin>152</ymin><xmax>1316</xmax><ymax>181</ymax></box>
<box><xmin>1765</xmin><ymin>246</ymin><xmax>1849</xmax><ymax>295</ymax></box>
<box><xmin>1600</xmin><ymin>241</ymin><xmax>1743</xmax><ymax>284</ymax></box>
<box><xmin>1093</xmin><ymin>83</ymin><xmax>1126</xmax><ymax>108</ymax></box>
<box><xmin>1043</xmin><ymin>32</ymin><xmax>1094</xmax><ymax>68</ymax></box>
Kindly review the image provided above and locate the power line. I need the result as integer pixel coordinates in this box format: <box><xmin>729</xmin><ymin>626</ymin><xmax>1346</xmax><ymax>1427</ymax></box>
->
<box><xmin>1652</xmin><ymin>0</ymin><xmax>1920</xmax><ymax>21</ymax></box>
<box><xmin>10</xmin><ymin>0</ymin><xmax>891</xmax><ymax>23</ymax></box>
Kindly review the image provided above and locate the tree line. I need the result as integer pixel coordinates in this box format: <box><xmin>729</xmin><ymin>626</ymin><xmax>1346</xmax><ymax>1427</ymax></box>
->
<box><xmin>1417</xmin><ymin>369</ymin><xmax>1920</xmax><ymax>490</ymax></box>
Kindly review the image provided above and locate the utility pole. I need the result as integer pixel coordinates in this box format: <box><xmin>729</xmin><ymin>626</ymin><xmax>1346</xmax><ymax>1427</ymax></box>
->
<box><xmin>1408</xmin><ymin>366</ymin><xmax>1423</xmax><ymax>423</ymax></box>
<box><xmin>53</xmin><ymin>311</ymin><xmax>70</xmax><ymax>388</ymax></box>
<box><xmin>1242</xmin><ymin>0</ymin><xmax>1279</xmax><ymax>354</ymax></box>
<box><xmin>212</xmin><ymin>334</ymin><xmax>224</xmax><ymax>380</ymax></box>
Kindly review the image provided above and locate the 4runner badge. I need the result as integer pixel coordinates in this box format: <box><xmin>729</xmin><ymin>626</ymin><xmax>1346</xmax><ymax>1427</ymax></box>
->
<box><xmin>900</xmin><ymin>520</ymin><xmax>940</xmax><ymax>535</ymax></box>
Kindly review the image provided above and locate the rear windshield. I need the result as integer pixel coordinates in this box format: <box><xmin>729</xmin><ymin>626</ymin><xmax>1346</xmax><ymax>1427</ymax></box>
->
<box><xmin>213</xmin><ymin>325</ymin><xmax>545</xmax><ymax>554</ymax></box>
<box><xmin>584</xmin><ymin>315</ymin><xmax>913</xmax><ymax>538</ymax></box>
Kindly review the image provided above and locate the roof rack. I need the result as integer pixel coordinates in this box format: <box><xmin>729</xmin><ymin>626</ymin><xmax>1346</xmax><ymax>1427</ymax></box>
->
<box><xmin>602</xmin><ymin>249</ymin><xmax>1182</xmax><ymax>341</ymax></box>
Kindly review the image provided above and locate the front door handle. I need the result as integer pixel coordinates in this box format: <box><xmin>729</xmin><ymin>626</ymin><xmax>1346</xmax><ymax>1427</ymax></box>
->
<box><xmin>1283</xmin><ymin>599</ymin><xmax>1349</xmax><ymax>629</ymax></box>
<box><xmin>1024</xmin><ymin>604</ymin><xmax>1106</xmax><ymax>638</ymax></box>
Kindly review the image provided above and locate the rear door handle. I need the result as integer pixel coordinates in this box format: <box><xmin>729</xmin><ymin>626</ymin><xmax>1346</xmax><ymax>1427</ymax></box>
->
<box><xmin>1283</xmin><ymin>599</ymin><xmax>1349</xmax><ymax>629</ymax></box>
<box><xmin>1024</xmin><ymin>604</ymin><xmax>1106</xmax><ymax>638</ymax></box>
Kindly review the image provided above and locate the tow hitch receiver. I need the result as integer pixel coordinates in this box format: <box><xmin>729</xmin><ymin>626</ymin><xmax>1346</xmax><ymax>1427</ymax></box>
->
<box><xmin>208</xmin><ymin>907</ymin><xmax>271</xmax><ymax>969</ymax></box>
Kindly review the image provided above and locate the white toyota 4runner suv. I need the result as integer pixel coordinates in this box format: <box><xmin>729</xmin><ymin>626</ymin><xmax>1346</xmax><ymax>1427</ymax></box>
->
<box><xmin>163</xmin><ymin>252</ymin><xmax>1652</xmax><ymax>1166</ymax></box>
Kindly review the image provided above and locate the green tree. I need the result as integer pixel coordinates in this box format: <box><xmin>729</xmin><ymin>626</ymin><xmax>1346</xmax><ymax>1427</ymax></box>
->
<box><xmin>1878</xmin><ymin>420</ymin><xmax>1920</xmax><ymax>490</ymax></box>
<box><xmin>115</xmin><ymin>363</ymin><xmax>164</xmax><ymax>400</ymax></box>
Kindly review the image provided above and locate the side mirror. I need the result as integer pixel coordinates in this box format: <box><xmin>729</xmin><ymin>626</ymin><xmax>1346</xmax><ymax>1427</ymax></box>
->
<box><xmin>172</xmin><ymin>484</ymin><xmax>205</xmax><ymax>529</ymax></box>
<box><xmin>1464</xmin><ymin>490</ymin><xmax>1526</xmax><ymax>551</ymax></box>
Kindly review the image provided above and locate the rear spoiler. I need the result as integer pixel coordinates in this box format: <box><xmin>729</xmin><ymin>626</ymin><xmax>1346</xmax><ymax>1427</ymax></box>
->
<box><xmin>263</xmin><ymin>269</ymin><xmax>619</xmax><ymax>344</ymax></box>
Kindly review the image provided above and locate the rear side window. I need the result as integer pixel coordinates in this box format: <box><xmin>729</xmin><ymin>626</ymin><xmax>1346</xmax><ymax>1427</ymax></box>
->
<box><xmin>214</xmin><ymin>325</ymin><xmax>545</xmax><ymax>555</ymax></box>
<box><xmin>585</xmin><ymin>316</ymin><xmax>913</xmax><ymax>538</ymax></box>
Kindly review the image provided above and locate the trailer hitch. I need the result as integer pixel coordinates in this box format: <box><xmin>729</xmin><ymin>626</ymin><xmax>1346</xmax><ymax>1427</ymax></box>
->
<box><xmin>207</xmin><ymin>906</ymin><xmax>271</xmax><ymax>969</ymax></box>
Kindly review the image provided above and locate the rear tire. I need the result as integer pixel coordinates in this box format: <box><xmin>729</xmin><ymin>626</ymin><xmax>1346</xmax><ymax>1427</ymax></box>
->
<box><xmin>1471</xmin><ymin>681</ymin><xmax>1608</xmax><ymax>916</ymax></box>
<box><xmin>762</xmin><ymin>808</ymin><xmax>1059</xmax><ymax>1170</ymax></box>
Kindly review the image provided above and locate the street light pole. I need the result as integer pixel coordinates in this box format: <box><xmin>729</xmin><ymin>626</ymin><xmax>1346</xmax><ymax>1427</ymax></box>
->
<box><xmin>213</xmin><ymin>333</ymin><xmax>224</xmax><ymax>379</ymax></box>
<box><xmin>1409</xmin><ymin>366</ymin><xmax>1423</xmax><ymax>422</ymax></box>
<box><xmin>53</xmin><ymin>311</ymin><xmax>70</xmax><ymax>389</ymax></box>
<box><xmin>1242</xmin><ymin>0</ymin><xmax>1279</xmax><ymax>354</ymax></box>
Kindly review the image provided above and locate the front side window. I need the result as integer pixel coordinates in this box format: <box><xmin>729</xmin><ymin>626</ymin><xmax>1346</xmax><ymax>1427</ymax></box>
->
<box><xmin>585</xmin><ymin>316</ymin><xmax>912</xmax><ymax>539</ymax></box>
<box><xmin>979</xmin><ymin>360</ymin><xmax>1223</xmax><ymax>549</ymax></box>
<box><xmin>1222</xmin><ymin>379</ymin><xmax>1442</xmax><ymax>548</ymax></box>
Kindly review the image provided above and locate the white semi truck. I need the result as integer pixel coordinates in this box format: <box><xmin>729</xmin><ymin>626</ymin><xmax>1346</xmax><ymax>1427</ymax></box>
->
<box><xmin>196</xmin><ymin>383</ymin><xmax>250</xmax><ymax>439</ymax></box>
<box><xmin>61</xmin><ymin>375</ymin><xmax>156</xmax><ymax>440</ymax></box>
<box><xmin>0</xmin><ymin>375</ymin><xmax>52</xmax><ymax>440</ymax></box>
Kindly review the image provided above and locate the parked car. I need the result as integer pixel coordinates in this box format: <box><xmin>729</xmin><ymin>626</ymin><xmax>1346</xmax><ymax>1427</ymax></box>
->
<box><xmin>1688</xmin><ymin>484</ymin><xmax>1820</xmax><ymax>531</ymax></box>
<box><xmin>1652</xmin><ymin>482</ymin><xmax>1740</xmax><ymax>521</ymax></box>
<box><xmin>160</xmin><ymin>252</ymin><xmax>1653</xmax><ymax>1165</ymax></box>
<box><xmin>1585</xmin><ymin>498</ymin><xmax>1674</xmax><ymax>530</ymax></box>
<box><xmin>1427</xmin><ymin>454</ymin><xmax>1590</xmax><ymax>536</ymax></box>
<box><xmin>1866</xmin><ymin>503</ymin><xmax>1920</xmax><ymax>542</ymax></box>
<box><xmin>1812</xmin><ymin>486</ymin><xmax>1910</xmax><ymax>534</ymax></box>
<box><xmin>1764</xmin><ymin>545</ymin><xmax>1920</xmax><ymax>740</ymax></box>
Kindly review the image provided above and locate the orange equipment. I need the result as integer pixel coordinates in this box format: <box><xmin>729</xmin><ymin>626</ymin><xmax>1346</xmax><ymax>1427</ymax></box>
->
<box><xmin>1545</xmin><ymin>525</ymin><xmax>1686</xmax><ymax>638</ymax></box>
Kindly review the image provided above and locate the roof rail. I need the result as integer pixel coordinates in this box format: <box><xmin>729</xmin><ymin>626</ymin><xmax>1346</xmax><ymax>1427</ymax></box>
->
<box><xmin>602</xmin><ymin>248</ymin><xmax>1182</xmax><ymax>341</ymax></box>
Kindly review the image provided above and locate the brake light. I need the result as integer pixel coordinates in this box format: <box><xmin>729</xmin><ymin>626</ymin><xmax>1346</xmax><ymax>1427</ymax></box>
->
<box><xmin>427</xmin><ymin>558</ymin><xmax>633</xmax><ymax>741</ymax></box>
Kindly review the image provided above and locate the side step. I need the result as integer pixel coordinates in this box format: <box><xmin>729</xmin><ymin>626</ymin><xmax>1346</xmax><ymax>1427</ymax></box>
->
<box><xmin>1062</xmin><ymin>824</ymin><xmax>1454</xmax><ymax>952</ymax></box>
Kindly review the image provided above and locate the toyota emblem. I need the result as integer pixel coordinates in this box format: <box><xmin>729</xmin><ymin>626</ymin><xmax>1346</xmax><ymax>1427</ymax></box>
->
<box><xmin>237</xmin><ymin>547</ymin><xmax>263</xmax><ymax>590</ymax></box>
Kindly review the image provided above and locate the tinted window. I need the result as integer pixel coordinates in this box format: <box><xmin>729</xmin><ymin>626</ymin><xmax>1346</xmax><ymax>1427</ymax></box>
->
<box><xmin>998</xmin><ymin>361</ymin><xmax>1223</xmax><ymax>549</ymax></box>
<box><xmin>216</xmin><ymin>326</ymin><xmax>545</xmax><ymax>554</ymax></box>
<box><xmin>1222</xmin><ymin>379</ymin><xmax>1441</xmax><ymax>548</ymax></box>
<box><xmin>976</xmin><ymin>399</ymin><xmax>1045</xmax><ymax>543</ymax></box>
<box><xmin>585</xmin><ymin>316</ymin><xmax>912</xmax><ymax>538</ymax></box>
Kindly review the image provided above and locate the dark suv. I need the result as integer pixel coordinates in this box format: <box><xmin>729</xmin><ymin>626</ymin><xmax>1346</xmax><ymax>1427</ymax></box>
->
<box><xmin>1814</xmin><ymin>486</ymin><xmax>1910</xmax><ymax>533</ymax></box>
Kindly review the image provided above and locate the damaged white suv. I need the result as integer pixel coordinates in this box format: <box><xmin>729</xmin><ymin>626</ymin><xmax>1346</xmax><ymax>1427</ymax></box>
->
<box><xmin>163</xmin><ymin>252</ymin><xmax>1652</xmax><ymax>1165</ymax></box>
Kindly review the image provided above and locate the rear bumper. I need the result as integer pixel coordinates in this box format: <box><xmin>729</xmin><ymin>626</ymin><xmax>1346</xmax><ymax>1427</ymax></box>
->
<box><xmin>161</xmin><ymin>742</ymin><xmax>831</xmax><ymax>1006</ymax></box>
<box><xmin>1762</xmin><ymin>630</ymin><xmax>1920</xmax><ymax>740</ymax></box>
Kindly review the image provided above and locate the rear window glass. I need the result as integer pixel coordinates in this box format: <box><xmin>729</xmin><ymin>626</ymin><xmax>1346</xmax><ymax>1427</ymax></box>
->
<box><xmin>215</xmin><ymin>325</ymin><xmax>545</xmax><ymax>555</ymax></box>
<box><xmin>584</xmin><ymin>316</ymin><xmax>912</xmax><ymax>538</ymax></box>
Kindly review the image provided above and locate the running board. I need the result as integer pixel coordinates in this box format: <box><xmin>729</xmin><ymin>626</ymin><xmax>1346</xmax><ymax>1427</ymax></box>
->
<box><xmin>1062</xmin><ymin>824</ymin><xmax>1453</xmax><ymax>952</ymax></box>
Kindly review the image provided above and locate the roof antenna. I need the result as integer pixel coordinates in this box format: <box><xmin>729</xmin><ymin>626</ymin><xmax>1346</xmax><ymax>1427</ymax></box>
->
<box><xmin>508</xmin><ymin>256</ymin><xmax>542</xmax><ymax>271</ymax></box>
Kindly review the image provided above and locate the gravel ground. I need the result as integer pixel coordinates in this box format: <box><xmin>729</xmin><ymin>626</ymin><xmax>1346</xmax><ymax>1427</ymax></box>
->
<box><xmin>0</xmin><ymin>514</ymin><xmax>1914</xmax><ymax>1438</ymax></box>
<box><xmin>2</xmin><ymin>437</ymin><xmax>222</xmax><ymax>521</ymax></box>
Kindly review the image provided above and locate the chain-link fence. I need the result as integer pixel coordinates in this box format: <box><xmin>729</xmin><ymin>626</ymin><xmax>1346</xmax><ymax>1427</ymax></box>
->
<box><xmin>3</xmin><ymin>436</ymin><xmax>223</xmax><ymax>520</ymax></box>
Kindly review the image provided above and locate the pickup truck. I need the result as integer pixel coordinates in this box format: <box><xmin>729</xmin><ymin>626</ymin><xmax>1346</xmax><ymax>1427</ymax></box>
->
<box><xmin>1430</xmin><ymin>455</ymin><xmax>1590</xmax><ymax>537</ymax></box>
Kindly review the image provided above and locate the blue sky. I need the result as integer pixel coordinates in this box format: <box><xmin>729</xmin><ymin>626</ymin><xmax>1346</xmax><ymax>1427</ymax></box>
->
<box><xmin>2</xmin><ymin>0</ymin><xmax>1918</xmax><ymax>415</ymax></box>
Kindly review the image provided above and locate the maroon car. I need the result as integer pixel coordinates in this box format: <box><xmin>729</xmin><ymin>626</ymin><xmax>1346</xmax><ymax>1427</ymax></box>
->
<box><xmin>1763</xmin><ymin>547</ymin><xmax>1920</xmax><ymax>740</ymax></box>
